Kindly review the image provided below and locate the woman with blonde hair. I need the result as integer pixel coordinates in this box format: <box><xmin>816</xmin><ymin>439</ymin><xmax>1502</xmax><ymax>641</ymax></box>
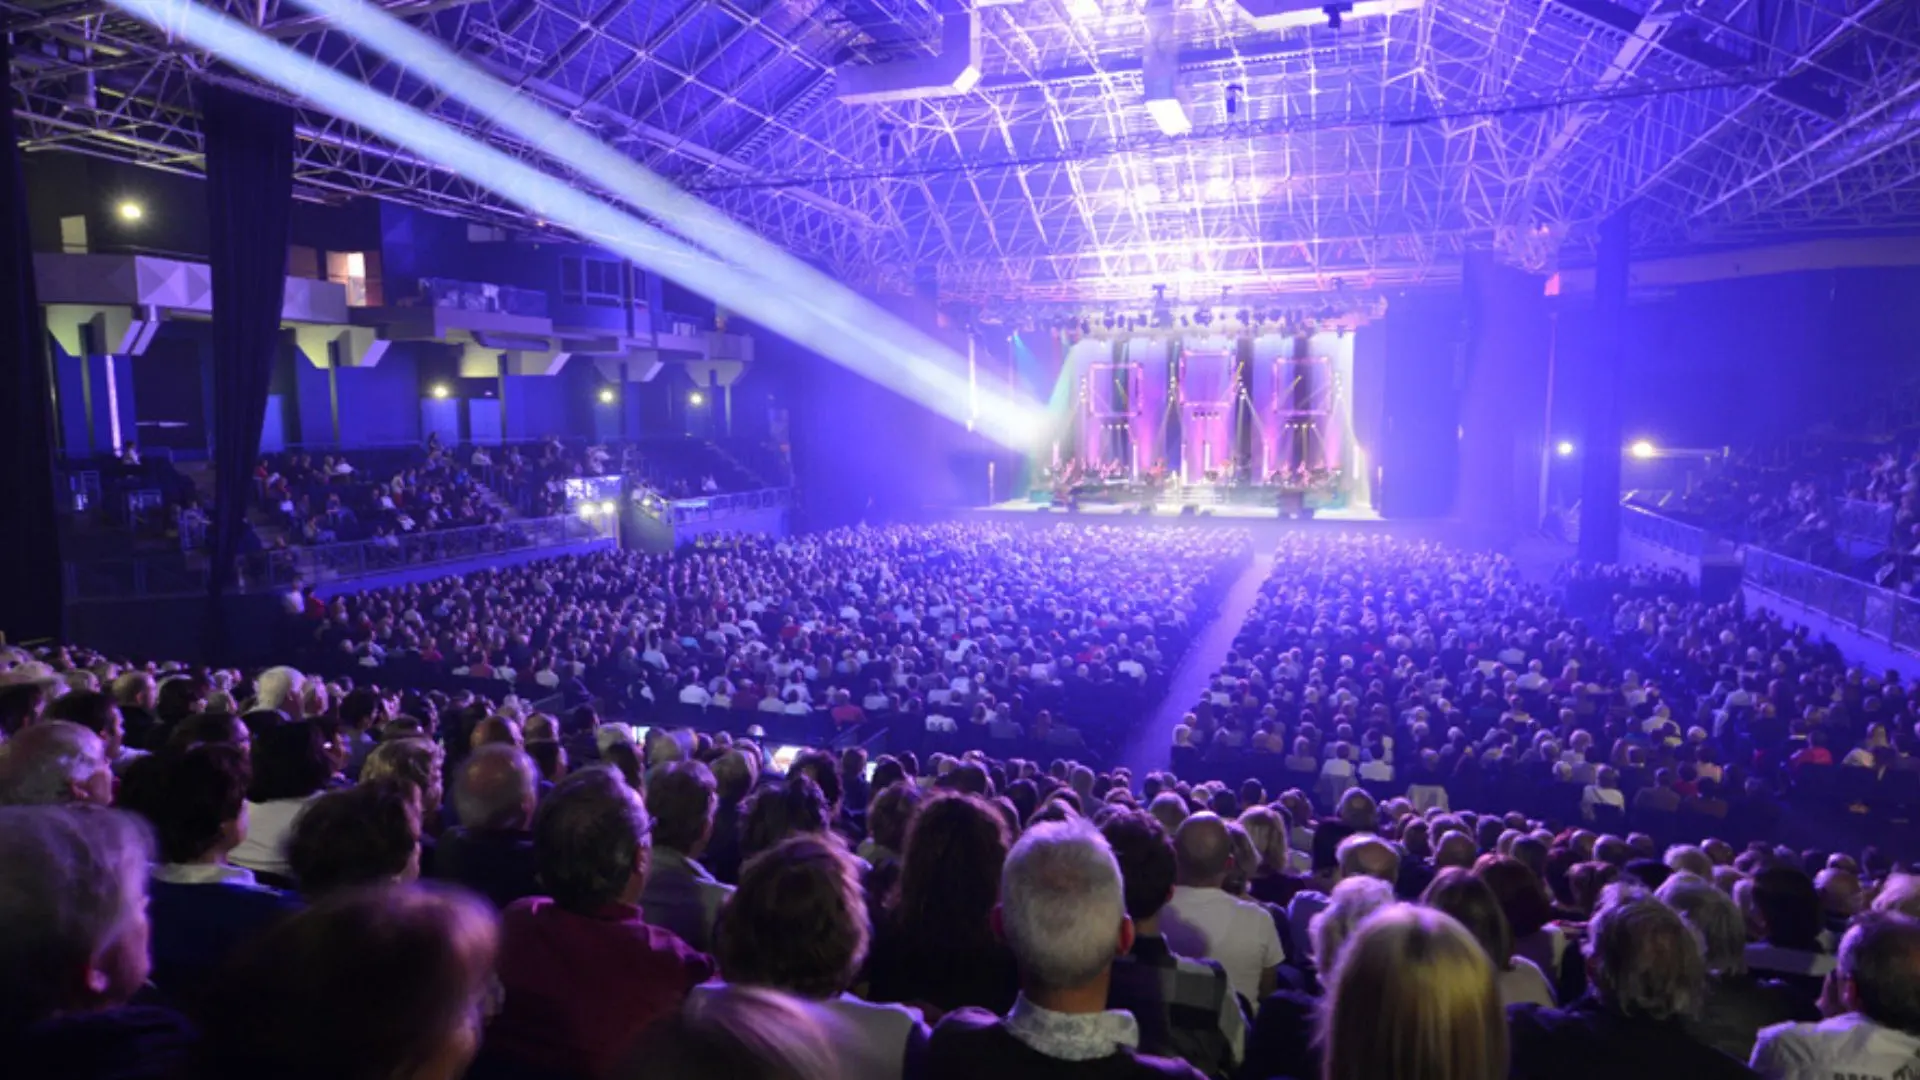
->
<box><xmin>1320</xmin><ymin>904</ymin><xmax>1508</xmax><ymax>1080</ymax></box>
<box><xmin>1239</xmin><ymin>805</ymin><xmax>1308</xmax><ymax>906</ymax></box>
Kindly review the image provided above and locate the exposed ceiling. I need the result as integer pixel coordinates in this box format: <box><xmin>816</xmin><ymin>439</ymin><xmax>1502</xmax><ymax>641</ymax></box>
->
<box><xmin>7</xmin><ymin>0</ymin><xmax>1920</xmax><ymax>310</ymax></box>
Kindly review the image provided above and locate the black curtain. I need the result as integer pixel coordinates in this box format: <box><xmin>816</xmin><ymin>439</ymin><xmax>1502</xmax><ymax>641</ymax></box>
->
<box><xmin>0</xmin><ymin>38</ymin><xmax>66</xmax><ymax>643</ymax></box>
<box><xmin>201</xmin><ymin>84</ymin><xmax>294</xmax><ymax>643</ymax></box>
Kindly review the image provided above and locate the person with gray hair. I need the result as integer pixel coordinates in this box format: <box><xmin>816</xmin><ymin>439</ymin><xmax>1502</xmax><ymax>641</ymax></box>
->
<box><xmin>486</xmin><ymin>767</ymin><xmax>716</xmax><ymax>1078</ymax></box>
<box><xmin>923</xmin><ymin>818</ymin><xmax>1204</xmax><ymax>1080</ymax></box>
<box><xmin>1508</xmin><ymin>886</ymin><xmax>1754</xmax><ymax>1080</ymax></box>
<box><xmin>249</xmin><ymin>666</ymin><xmax>306</xmax><ymax>717</ymax></box>
<box><xmin>1237</xmin><ymin>874</ymin><xmax>1398</xmax><ymax>1080</ymax></box>
<box><xmin>0</xmin><ymin>721</ymin><xmax>114</xmax><ymax>807</ymax></box>
<box><xmin>1666</xmin><ymin>844</ymin><xmax>1715</xmax><ymax>880</ymax></box>
<box><xmin>1161</xmin><ymin>812</ymin><xmax>1286</xmax><ymax>1011</ymax></box>
<box><xmin>1284</xmin><ymin>833</ymin><xmax>1400</xmax><ymax>966</ymax></box>
<box><xmin>1659</xmin><ymin>875</ymin><xmax>1818</xmax><ymax>1061</ymax></box>
<box><xmin>430</xmin><ymin>744</ymin><xmax>540</xmax><ymax>909</ymax></box>
<box><xmin>0</xmin><ymin>805</ymin><xmax>195</xmax><ymax>1076</ymax></box>
<box><xmin>1751</xmin><ymin>914</ymin><xmax>1920</xmax><ymax>1080</ymax></box>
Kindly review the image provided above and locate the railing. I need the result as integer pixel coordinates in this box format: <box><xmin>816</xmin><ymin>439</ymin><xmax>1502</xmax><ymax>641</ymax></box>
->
<box><xmin>1743</xmin><ymin>546</ymin><xmax>1920</xmax><ymax>655</ymax></box>
<box><xmin>416</xmin><ymin>277</ymin><xmax>550</xmax><ymax>319</ymax></box>
<box><xmin>65</xmin><ymin>514</ymin><xmax>615</xmax><ymax>601</ymax></box>
<box><xmin>640</xmin><ymin>487</ymin><xmax>792</xmax><ymax>526</ymax></box>
<box><xmin>1620</xmin><ymin>503</ymin><xmax>1715</xmax><ymax>558</ymax></box>
<box><xmin>1833</xmin><ymin>497</ymin><xmax>1896</xmax><ymax>548</ymax></box>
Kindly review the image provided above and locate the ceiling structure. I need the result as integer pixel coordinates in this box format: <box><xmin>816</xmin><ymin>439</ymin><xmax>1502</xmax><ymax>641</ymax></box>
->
<box><xmin>7</xmin><ymin>0</ymin><xmax>1920</xmax><ymax>311</ymax></box>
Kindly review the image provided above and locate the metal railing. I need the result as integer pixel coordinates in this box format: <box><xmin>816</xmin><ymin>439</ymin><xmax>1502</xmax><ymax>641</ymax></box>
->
<box><xmin>633</xmin><ymin>487</ymin><xmax>792</xmax><ymax>525</ymax></box>
<box><xmin>1621</xmin><ymin>503</ymin><xmax>1715</xmax><ymax>557</ymax></box>
<box><xmin>1833</xmin><ymin>497</ymin><xmax>1896</xmax><ymax>548</ymax></box>
<box><xmin>65</xmin><ymin>513</ymin><xmax>615</xmax><ymax>601</ymax></box>
<box><xmin>416</xmin><ymin>277</ymin><xmax>550</xmax><ymax>318</ymax></box>
<box><xmin>1743</xmin><ymin>546</ymin><xmax>1920</xmax><ymax>655</ymax></box>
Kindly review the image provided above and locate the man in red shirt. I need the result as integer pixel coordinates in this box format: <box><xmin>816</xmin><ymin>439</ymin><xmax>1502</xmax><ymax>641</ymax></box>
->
<box><xmin>486</xmin><ymin>769</ymin><xmax>714</xmax><ymax>1077</ymax></box>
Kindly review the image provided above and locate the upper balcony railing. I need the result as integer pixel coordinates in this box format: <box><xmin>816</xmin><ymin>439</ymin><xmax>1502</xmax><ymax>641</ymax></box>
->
<box><xmin>1743</xmin><ymin>546</ymin><xmax>1920</xmax><ymax>655</ymax></box>
<box><xmin>1620</xmin><ymin>503</ymin><xmax>1717</xmax><ymax>558</ymax></box>
<box><xmin>417</xmin><ymin>277</ymin><xmax>550</xmax><ymax>319</ymax></box>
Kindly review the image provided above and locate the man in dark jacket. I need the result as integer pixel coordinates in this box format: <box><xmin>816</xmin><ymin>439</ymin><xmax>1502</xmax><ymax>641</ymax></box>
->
<box><xmin>1509</xmin><ymin>888</ymin><xmax>1758</xmax><ymax>1080</ymax></box>
<box><xmin>429</xmin><ymin>744</ymin><xmax>539</xmax><ymax>909</ymax></box>
<box><xmin>925</xmin><ymin>819</ymin><xmax>1204</xmax><ymax>1080</ymax></box>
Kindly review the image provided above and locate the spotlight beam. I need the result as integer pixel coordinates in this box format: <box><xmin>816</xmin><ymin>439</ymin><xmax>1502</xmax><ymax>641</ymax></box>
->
<box><xmin>105</xmin><ymin>0</ymin><xmax>1042</xmax><ymax>449</ymax></box>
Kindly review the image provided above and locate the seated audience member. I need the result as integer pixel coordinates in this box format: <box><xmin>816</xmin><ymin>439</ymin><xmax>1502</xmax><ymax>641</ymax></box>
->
<box><xmin>924</xmin><ymin>819</ymin><xmax>1205</xmax><ymax>1080</ymax></box>
<box><xmin>640</xmin><ymin>759</ymin><xmax>734</xmax><ymax>952</ymax></box>
<box><xmin>193</xmin><ymin>885</ymin><xmax>498</xmax><ymax>1080</ymax></box>
<box><xmin>867</xmin><ymin>792</ymin><xmax>1021</xmax><ymax>1017</ymax></box>
<box><xmin>1871</xmin><ymin>873</ymin><xmax>1920</xmax><ymax>919</ymax></box>
<box><xmin>432</xmin><ymin>744</ymin><xmax>540</xmax><ymax>909</ymax></box>
<box><xmin>703</xmin><ymin>748</ymin><xmax>757</xmax><ymax>884</ymax></box>
<box><xmin>360</xmin><ymin>737</ymin><xmax>445</xmax><ymax>832</ymax></box>
<box><xmin>1319</xmin><ymin>905</ymin><xmax>1507</xmax><ymax>1080</ymax></box>
<box><xmin>1236</xmin><ymin>806</ymin><xmax>1307</xmax><ymax>908</ymax></box>
<box><xmin>1508</xmin><ymin>887</ymin><xmax>1757</xmax><ymax>1080</ymax></box>
<box><xmin>229</xmin><ymin>720</ymin><xmax>335</xmax><ymax>880</ymax></box>
<box><xmin>1744</xmin><ymin>867</ymin><xmax>1836</xmax><ymax>995</ymax></box>
<box><xmin>1476</xmin><ymin>854</ymin><xmax>1566</xmax><ymax>984</ymax></box>
<box><xmin>860</xmin><ymin>779</ymin><xmax>923</xmax><ymax>905</ymax></box>
<box><xmin>740</xmin><ymin>775</ymin><xmax>833</xmax><ymax>862</ymax></box>
<box><xmin>1243</xmin><ymin>875</ymin><xmax>1395</xmax><ymax>1080</ymax></box>
<box><xmin>49</xmin><ymin>690</ymin><xmax>144</xmax><ymax>775</ymax></box>
<box><xmin>1751</xmin><ymin>914</ymin><xmax>1920</xmax><ymax>1080</ymax></box>
<box><xmin>1101</xmin><ymin>811</ymin><xmax>1246</xmax><ymax>1079</ymax></box>
<box><xmin>1657</xmin><ymin>875</ymin><xmax>1817</xmax><ymax>1062</ymax></box>
<box><xmin>116</xmin><ymin>744</ymin><xmax>301</xmax><ymax>1005</ymax></box>
<box><xmin>1421</xmin><ymin>867</ymin><xmax>1555</xmax><ymax>1007</ymax></box>
<box><xmin>614</xmin><ymin>985</ymin><xmax>848</xmax><ymax>1080</ymax></box>
<box><xmin>0</xmin><ymin>805</ymin><xmax>193</xmax><ymax>1080</ymax></box>
<box><xmin>1286</xmin><ymin>832</ymin><xmax>1399</xmax><ymax>965</ymax></box>
<box><xmin>1160</xmin><ymin>813</ymin><xmax>1286</xmax><ymax>1011</ymax></box>
<box><xmin>0</xmin><ymin>721</ymin><xmax>115</xmax><ymax>806</ymax></box>
<box><xmin>286</xmin><ymin>780</ymin><xmax>423</xmax><ymax>899</ymax></box>
<box><xmin>0</xmin><ymin>680</ymin><xmax>51</xmax><ymax>740</ymax></box>
<box><xmin>487</xmin><ymin>768</ymin><xmax>715</xmax><ymax>1078</ymax></box>
<box><xmin>698</xmin><ymin>835</ymin><xmax>928</xmax><ymax>1079</ymax></box>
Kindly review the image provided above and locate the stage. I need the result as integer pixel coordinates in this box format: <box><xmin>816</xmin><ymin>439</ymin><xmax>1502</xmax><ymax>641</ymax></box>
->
<box><xmin>976</xmin><ymin>496</ymin><xmax>1383</xmax><ymax>523</ymax></box>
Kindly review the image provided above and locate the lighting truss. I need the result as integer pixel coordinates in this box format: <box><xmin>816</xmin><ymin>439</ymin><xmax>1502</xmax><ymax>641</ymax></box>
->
<box><xmin>7</xmin><ymin>0</ymin><xmax>1920</xmax><ymax>307</ymax></box>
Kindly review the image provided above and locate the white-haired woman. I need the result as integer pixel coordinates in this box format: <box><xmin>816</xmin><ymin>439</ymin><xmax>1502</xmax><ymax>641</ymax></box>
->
<box><xmin>1241</xmin><ymin>876</ymin><xmax>1398</xmax><ymax>1080</ymax></box>
<box><xmin>0</xmin><ymin>805</ymin><xmax>190</xmax><ymax>1079</ymax></box>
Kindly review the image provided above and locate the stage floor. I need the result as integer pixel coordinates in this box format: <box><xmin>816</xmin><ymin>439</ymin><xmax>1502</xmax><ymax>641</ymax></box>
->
<box><xmin>979</xmin><ymin>498</ymin><xmax>1383</xmax><ymax>522</ymax></box>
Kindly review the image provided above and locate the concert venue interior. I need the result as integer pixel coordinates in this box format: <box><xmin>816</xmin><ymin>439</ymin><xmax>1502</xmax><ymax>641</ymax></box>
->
<box><xmin>7</xmin><ymin>0</ymin><xmax>1920</xmax><ymax>1077</ymax></box>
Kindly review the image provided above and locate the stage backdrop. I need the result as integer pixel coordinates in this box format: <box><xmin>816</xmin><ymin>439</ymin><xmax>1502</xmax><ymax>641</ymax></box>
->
<box><xmin>1178</xmin><ymin>336</ymin><xmax>1237</xmax><ymax>481</ymax></box>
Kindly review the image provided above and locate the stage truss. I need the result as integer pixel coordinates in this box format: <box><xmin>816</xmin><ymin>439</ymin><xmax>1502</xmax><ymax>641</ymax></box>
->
<box><xmin>6</xmin><ymin>0</ymin><xmax>1920</xmax><ymax>307</ymax></box>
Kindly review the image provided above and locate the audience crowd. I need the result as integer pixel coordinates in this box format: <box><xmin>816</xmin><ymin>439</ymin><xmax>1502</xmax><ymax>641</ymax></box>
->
<box><xmin>257</xmin><ymin>437</ymin><xmax>506</xmax><ymax>546</ymax></box>
<box><xmin>296</xmin><ymin>523</ymin><xmax>1253</xmax><ymax>750</ymax></box>
<box><xmin>4</xmin><ymin>525</ymin><xmax>1920</xmax><ymax>1080</ymax></box>
<box><xmin>1168</xmin><ymin>533</ymin><xmax>1920</xmax><ymax>843</ymax></box>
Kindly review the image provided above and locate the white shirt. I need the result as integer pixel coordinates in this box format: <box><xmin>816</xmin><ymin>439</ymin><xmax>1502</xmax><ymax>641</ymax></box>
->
<box><xmin>1496</xmin><ymin>957</ymin><xmax>1556</xmax><ymax>1008</ymax></box>
<box><xmin>229</xmin><ymin>796</ymin><xmax>315</xmax><ymax>877</ymax></box>
<box><xmin>1358</xmin><ymin>759</ymin><xmax>1394</xmax><ymax>782</ymax></box>
<box><xmin>1160</xmin><ymin>885</ymin><xmax>1285</xmax><ymax>1011</ymax></box>
<box><xmin>679</xmin><ymin>684</ymin><xmax>712</xmax><ymax>707</ymax></box>
<box><xmin>1751</xmin><ymin>1013</ymin><xmax>1920</xmax><ymax>1080</ymax></box>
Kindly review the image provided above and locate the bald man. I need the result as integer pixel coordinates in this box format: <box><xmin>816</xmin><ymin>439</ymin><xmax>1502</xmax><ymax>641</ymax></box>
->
<box><xmin>432</xmin><ymin>744</ymin><xmax>540</xmax><ymax>908</ymax></box>
<box><xmin>1159</xmin><ymin>812</ymin><xmax>1285</xmax><ymax>1010</ymax></box>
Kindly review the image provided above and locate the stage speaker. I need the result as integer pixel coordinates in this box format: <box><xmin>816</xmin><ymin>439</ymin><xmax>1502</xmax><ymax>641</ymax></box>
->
<box><xmin>1180</xmin><ymin>504</ymin><xmax>1199</xmax><ymax>516</ymax></box>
